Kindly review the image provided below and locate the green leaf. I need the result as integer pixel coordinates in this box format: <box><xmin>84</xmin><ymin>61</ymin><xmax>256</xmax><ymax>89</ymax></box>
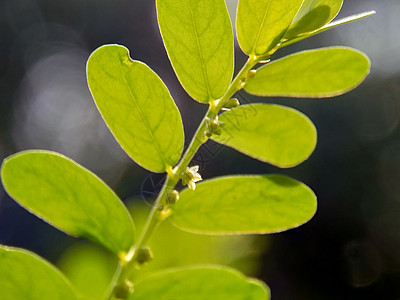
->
<box><xmin>58</xmin><ymin>243</ymin><xmax>117</xmax><ymax>300</ymax></box>
<box><xmin>0</xmin><ymin>245</ymin><xmax>79</xmax><ymax>300</ymax></box>
<box><xmin>156</xmin><ymin>0</ymin><xmax>234</xmax><ymax>102</ymax></box>
<box><xmin>170</xmin><ymin>175</ymin><xmax>316</xmax><ymax>235</ymax></box>
<box><xmin>1</xmin><ymin>150</ymin><xmax>135</xmax><ymax>255</ymax></box>
<box><xmin>212</xmin><ymin>104</ymin><xmax>316</xmax><ymax>168</ymax></box>
<box><xmin>280</xmin><ymin>11</ymin><xmax>376</xmax><ymax>49</ymax></box>
<box><xmin>127</xmin><ymin>202</ymin><xmax>266</xmax><ymax>277</ymax></box>
<box><xmin>87</xmin><ymin>44</ymin><xmax>184</xmax><ymax>173</ymax></box>
<box><xmin>245</xmin><ymin>47</ymin><xmax>370</xmax><ymax>98</ymax></box>
<box><xmin>130</xmin><ymin>266</ymin><xmax>270</xmax><ymax>300</ymax></box>
<box><xmin>284</xmin><ymin>0</ymin><xmax>343</xmax><ymax>39</ymax></box>
<box><xmin>236</xmin><ymin>0</ymin><xmax>304</xmax><ymax>55</ymax></box>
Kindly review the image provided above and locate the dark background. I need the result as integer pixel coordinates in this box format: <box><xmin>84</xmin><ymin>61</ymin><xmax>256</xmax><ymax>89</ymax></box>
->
<box><xmin>1</xmin><ymin>0</ymin><xmax>400</xmax><ymax>299</ymax></box>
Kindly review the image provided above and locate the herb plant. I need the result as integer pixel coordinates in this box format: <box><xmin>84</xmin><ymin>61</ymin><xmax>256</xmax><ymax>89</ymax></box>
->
<box><xmin>0</xmin><ymin>0</ymin><xmax>374</xmax><ymax>299</ymax></box>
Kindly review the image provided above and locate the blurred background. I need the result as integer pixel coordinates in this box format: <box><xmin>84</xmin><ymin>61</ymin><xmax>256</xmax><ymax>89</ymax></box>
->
<box><xmin>1</xmin><ymin>0</ymin><xmax>399</xmax><ymax>299</ymax></box>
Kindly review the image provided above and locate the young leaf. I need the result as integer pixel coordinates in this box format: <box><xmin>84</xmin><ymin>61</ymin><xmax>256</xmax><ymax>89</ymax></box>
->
<box><xmin>170</xmin><ymin>175</ymin><xmax>316</xmax><ymax>235</ymax></box>
<box><xmin>87</xmin><ymin>44</ymin><xmax>184</xmax><ymax>173</ymax></box>
<box><xmin>130</xmin><ymin>266</ymin><xmax>270</xmax><ymax>300</ymax></box>
<box><xmin>279</xmin><ymin>11</ymin><xmax>376</xmax><ymax>49</ymax></box>
<box><xmin>1</xmin><ymin>150</ymin><xmax>135</xmax><ymax>255</ymax></box>
<box><xmin>245</xmin><ymin>47</ymin><xmax>370</xmax><ymax>98</ymax></box>
<box><xmin>236</xmin><ymin>0</ymin><xmax>304</xmax><ymax>55</ymax></box>
<box><xmin>284</xmin><ymin>0</ymin><xmax>343</xmax><ymax>39</ymax></box>
<box><xmin>0</xmin><ymin>245</ymin><xmax>79</xmax><ymax>300</ymax></box>
<box><xmin>212</xmin><ymin>104</ymin><xmax>316</xmax><ymax>168</ymax></box>
<box><xmin>156</xmin><ymin>0</ymin><xmax>234</xmax><ymax>102</ymax></box>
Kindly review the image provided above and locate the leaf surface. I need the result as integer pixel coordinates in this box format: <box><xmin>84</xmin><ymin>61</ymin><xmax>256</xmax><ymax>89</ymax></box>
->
<box><xmin>0</xmin><ymin>245</ymin><xmax>79</xmax><ymax>300</ymax></box>
<box><xmin>245</xmin><ymin>47</ymin><xmax>370</xmax><ymax>98</ymax></box>
<box><xmin>156</xmin><ymin>0</ymin><xmax>234</xmax><ymax>102</ymax></box>
<box><xmin>284</xmin><ymin>0</ymin><xmax>343</xmax><ymax>39</ymax></box>
<box><xmin>212</xmin><ymin>104</ymin><xmax>316</xmax><ymax>168</ymax></box>
<box><xmin>236</xmin><ymin>0</ymin><xmax>304</xmax><ymax>55</ymax></box>
<box><xmin>58</xmin><ymin>244</ymin><xmax>116</xmax><ymax>300</ymax></box>
<box><xmin>130</xmin><ymin>266</ymin><xmax>270</xmax><ymax>300</ymax></box>
<box><xmin>87</xmin><ymin>44</ymin><xmax>184</xmax><ymax>172</ymax></box>
<box><xmin>171</xmin><ymin>175</ymin><xmax>316</xmax><ymax>235</ymax></box>
<box><xmin>1</xmin><ymin>150</ymin><xmax>135</xmax><ymax>255</ymax></box>
<box><xmin>280</xmin><ymin>11</ymin><xmax>375</xmax><ymax>48</ymax></box>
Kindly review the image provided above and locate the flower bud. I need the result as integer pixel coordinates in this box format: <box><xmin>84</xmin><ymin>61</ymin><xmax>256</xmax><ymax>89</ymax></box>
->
<box><xmin>166</xmin><ymin>189</ymin><xmax>179</xmax><ymax>205</ymax></box>
<box><xmin>224</xmin><ymin>98</ymin><xmax>240</xmax><ymax>108</ymax></box>
<box><xmin>246</xmin><ymin>70</ymin><xmax>256</xmax><ymax>80</ymax></box>
<box><xmin>205</xmin><ymin>117</ymin><xmax>225</xmax><ymax>137</ymax></box>
<box><xmin>136</xmin><ymin>246</ymin><xmax>153</xmax><ymax>265</ymax></box>
<box><xmin>114</xmin><ymin>280</ymin><xmax>134</xmax><ymax>299</ymax></box>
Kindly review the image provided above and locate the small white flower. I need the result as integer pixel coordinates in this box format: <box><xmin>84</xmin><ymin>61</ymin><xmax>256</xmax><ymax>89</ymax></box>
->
<box><xmin>182</xmin><ymin>165</ymin><xmax>202</xmax><ymax>190</ymax></box>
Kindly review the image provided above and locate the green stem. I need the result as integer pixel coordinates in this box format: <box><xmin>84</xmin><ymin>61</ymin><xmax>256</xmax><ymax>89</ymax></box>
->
<box><xmin>103</xmin><ymin>262</ymin><xmax>122</xmax><ymax>300</ymax></box>
<box><xmin>104</xmin><ymin>55</ymin><xmax>260</xmax><ymax>300</ymax></box>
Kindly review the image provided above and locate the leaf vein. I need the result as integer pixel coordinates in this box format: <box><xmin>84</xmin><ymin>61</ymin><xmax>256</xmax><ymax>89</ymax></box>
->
<box><xmin>119</xmin><ymin>65</ymin><xmax>168</xmax><ymax>170</ymax></box>
<box><xmin>188</xmin><ymin>0</ymin><xmax>213</xmax><ymax>101</ymax></box>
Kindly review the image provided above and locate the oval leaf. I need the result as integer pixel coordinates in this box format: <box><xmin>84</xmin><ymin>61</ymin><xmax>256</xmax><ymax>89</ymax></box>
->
<box><xmin>156</xmin><ymin>0</ymin><xmax>234</xmax><ymax>102</ymax></box>
<box><xmin>212</xmin><ymin>104</ymin><xmax>316</xmax><ymax>168</ymax></box>
<box><xmin>245</xmin><ymin>47</ymin><xmax>371</xmax><ymax>98</ymax></box>
<box><xmin>236</xmin><ymin>0</ymin><xmax>304</xmax><ymax>55</ymax></box>
<box><xmin>0</xmin><ymin>245</ymin><xmax>79</xmax><ymax>300</ymax></box>
<box><xmin>284</xmin><ymin>0</ymin><xmax>343</xmax><ymax>39</ymax></box>
<box><xmin>130</xmin><ymin>266</ymin><xmax>270</xmax><ymax>300</ymax></box>
<box><xmin>170</xmin><ymin>175</ymin><xmax>317</xmax><ymax>235</ymax></box>
<box><xmin>1</xmin><ymin>150</ymin><xmax>135</xmax><ymax>255</ymax></box>
<box><xmin>87</xmin><ymin>44</ymin><xmax>184</xmax><ymax>173</ymax></box>
<box><xmin>279</xmin><ymin>11</ymin><xmax>376</xmax><ymax>49</ymax></box>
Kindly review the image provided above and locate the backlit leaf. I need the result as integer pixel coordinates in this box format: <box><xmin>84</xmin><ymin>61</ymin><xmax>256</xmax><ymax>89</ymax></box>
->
<box><xmin>279</xmin><ymin>11</ymin><xmax>375</xmax><ymax>49</ymax></box>
<box><xmin>245</xmin><ymin>47</ymin><xmax>370</xmax><ymax>98</ymax></box>
<box><xmin>156</xmin><ymin>0</ymin><xmax>234</xmax><ymax>102</ymax></box>
<box><xmin>236</xmin><ymin>0</ymin><xmax>304</xmax><ymax>55</ymax></box>
<box><xmin>87</xmin><ymin>44</ymin><xmax>184</xmax><ymax>173</ymax></box>
<box><xmin>130</xmin><ymin>266</ymin><xmax>270</xmax><ymax>300</ymax></box>
<box><xmin>171</xmin><ymin>175</ymin><xmax>316</xmax><ymax>235</ymax></box>
<box><xmin>1</xmin><ymin>150</ymin><xmax>135</xmax><ymax>255</ymax></box>
<box><xmin>212</xmin><ymin>104</ymin><xmax>316</xmax><ymax>168</ymax></box>
<box><xmin>0</xmin><ymin>245</ymin><xmax>78</xmax><ymax>300</ymax></box>
<box><xmin>57</xmin><ymin>243</ymin><xmax>117</xmax><ymax>300</ymax></box>
<box><xmin>284</xmin><ymin>0</ymin><xmax>343</xmax><ymax>39</ymax></box>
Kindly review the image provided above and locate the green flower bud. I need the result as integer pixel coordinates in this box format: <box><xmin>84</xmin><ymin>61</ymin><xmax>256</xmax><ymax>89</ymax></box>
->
<box><xmin>257</xmin><ymin>53</ymin><xmax>270</xmax><ymax>64</ymax></box>
<box><xmin>205</xmin><ymin>117</ymin><xmax>225</xmax><ymax>137</ymax></box>
<box><xmin>136</xmin><ymin>246</ymin><xmax>153</xmax><ymax>265</ymax></box>
<box><xmin>224</xmin><ymin>98</ymin><xmax>240</xmax><ymax>108</ymax></box>
<box><xmin>237</xmin><ymin>78</ymin><xmax>246</xmax><ymax>89</ymax></box>
<box><xmin>246</xmin><ymin>69</ymin><xmax>256</xmax><ymax>80</ymax></box>
<box><xmin>114</xmin><ymin>280</ymin><xmax>134</xmax><ymax>299</ymax></box>
<box><xmin>166</xmin><ymin>189</ymin><xmax>179</xmax><ymax>205</ymax></box>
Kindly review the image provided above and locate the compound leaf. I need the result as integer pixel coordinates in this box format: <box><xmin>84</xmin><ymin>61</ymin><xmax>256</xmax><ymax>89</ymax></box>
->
<box><xmin>236</xmin><ymin>0</ymin><xmax>304</xmax><ymax>55</ymax></box>
<box><xmin>284</xmin><ymin>0</ymin><xmax>343</xmax><ymax>39</ymax></box>
<box><xmin>156</xmin><ymin>0</ymin><xmax>234</xmax><ymax>102</ymax></box>
<box><xmin>87</xmin><ymin>44</ymin><xmax>184</xmax><ymax>173</ymax></box>
<box><xmin>170</xmin><ymin>175</ymin><xmax>316</xmax><ymax>235</ymax></box>
<box><xmin>0</xmin><ymin>245</ymin><xmax>79</xmax><ymax>300</ymax></box>
<box><xmin>280</xmin><ymin>11</ymin><xmax>375</xmax><ymax>49</ymax></box>
<box><xmin>1</xmin><ymin>150</ymin><xmax>135</xmax><ymax>255</ymax></box>
<box><xmin>212</xmin><ymin>104</ymin><xmax>316</xmax><ymax>168</ymax></box>
<box><xmin>130</xmin><ymin>266</ymin><xmax>270</xmax><ymax>300</ymax></box>
<box><xmin>245</xmin><ymin>47</ymin><xmax>370</xmax><ymax>98</ymax></box>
